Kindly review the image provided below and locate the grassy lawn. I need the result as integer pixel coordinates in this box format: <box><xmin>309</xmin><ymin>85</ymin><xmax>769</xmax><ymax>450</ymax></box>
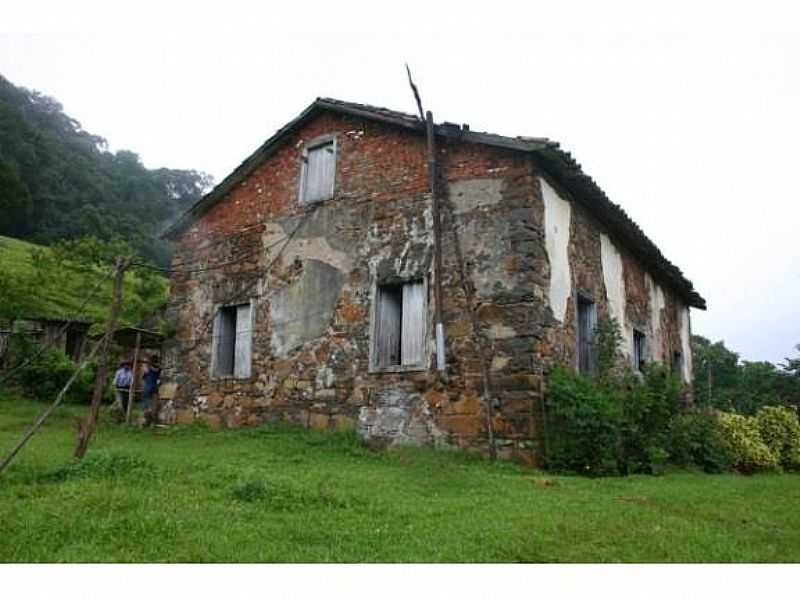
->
<box><xmin>1</xmin><ymin>394</ymin><xmax>799</xmax><ymax>563</ymax></box>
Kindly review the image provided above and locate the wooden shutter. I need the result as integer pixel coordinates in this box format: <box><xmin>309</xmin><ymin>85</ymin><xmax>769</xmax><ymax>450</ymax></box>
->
<box><xmin>234</xmin><ymin>304</ymin><xmax>252</xmax><ymax>378</ymax></box>
<box><xmin>303</xmin><ymin>141</ymin><xmax>335</xmax><ymax>203</ymax></box>
<box><xmin>376</xmin><ymin>285</ymin><xmax>402</xmax><ymax>366</ymax></box>
<box><xmin>577</xmin><ymin>299</ymin><xmax>596</xmax><ymax>374</ymax></box>
<box><xmin>401</xmin><ymin>281</ymin><xmax>425</xmax><ymax>366</ymax></box>
<box><xmin>215</xmin><ymin>308</ymin><xmax>235</xmax><ymax>376</ymax></box>
<box><xmin>587</xmin><ymin>302</ymin><xmax>597</xmax><ymax>373</ymax></box>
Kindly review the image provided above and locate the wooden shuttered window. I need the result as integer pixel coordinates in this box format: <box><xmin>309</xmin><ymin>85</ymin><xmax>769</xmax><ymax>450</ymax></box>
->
<box><xmin>301</xmin><ymin>139</ymin><xmax>336</xmax><ymax>204</ymax></box>
<box><xmin>374</xmin><ymin>280</ymin><xmax>426</xmax><ymax>368</ymax></box>
<box><xmin>401</xmin><ymin>282</ymin><xmax>425</xmax><ymax>366</ymax></box>
<box><xmin>633</xmin><ymin>329</ymin><xmax>647</xmax><ymax>373</ymax></box>
<box><xmin>212</xmin><ymin>303</ymin><xmax>252</xmax><ymax>378</ymax></box>
<box><xmin>577</xmin><ymin>296</ymin><xmax>597</xmax><ymax>375</ymax></box>
<box><xmin>234</xmin><ymin>304</ymin><xmax>252</xmax><ymax>378</ymax></box>
<box><xmin>375</xmin><ymin>285</ymin><xmax>402</xmax><ymax>367</ymax></box>
<box><xmin>672</xmin><ymin>351</ymin><xmax>683</xmax><ymax>377</ymax></box>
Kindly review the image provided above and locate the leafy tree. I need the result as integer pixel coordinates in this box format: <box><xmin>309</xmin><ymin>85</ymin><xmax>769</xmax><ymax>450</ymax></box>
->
<box><xmin>0</xmin><ymin>159</ymin><xmax>32</xmax><ymax>236</ymax></box>
<box><xmin>692</xmin><ymin>335</ymin><xmax>740</xmax><ymax>409</ymax></box>
<box><xmin>783</xmin><ymin>344</ymin><xmax>800</xmax><ymax>378</ymax></box>
<box><xmin>692</xmin><ymin>336</ymin><xmax>800</xmax><ymax>414</ymax></box>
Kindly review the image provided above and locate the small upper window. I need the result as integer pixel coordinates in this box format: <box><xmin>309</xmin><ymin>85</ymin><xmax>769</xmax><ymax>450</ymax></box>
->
<box><xmin>299</xmin><ymin>138</ymin><xmax>336</xmax><ymax>204</ymax></box>
<box><xmin>212</xmin><ymin>303</ymin><xmax>252</xmax><ymax>378</ymax></box>
<box><xmin>373</xmin><ymin>280</ymin><xmax>426</xmax><ymax>369</ymax></box>
<box><xmin>633</xmin><ymin>329</ymin><xmax>647</xmax><ymax>373</ymax></box>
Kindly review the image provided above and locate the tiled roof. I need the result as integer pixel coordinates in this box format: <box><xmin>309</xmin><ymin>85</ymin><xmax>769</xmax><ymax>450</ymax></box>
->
<box><xmin>164</xmin><ymin>98</ymin><xmax>705</xmax><ymax>309</ymax></box>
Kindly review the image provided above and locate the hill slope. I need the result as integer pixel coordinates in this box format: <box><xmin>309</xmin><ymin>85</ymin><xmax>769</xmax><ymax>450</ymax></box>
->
<box><xmin>0</xmin><ymin>235</ymin><xmax>168</xmax><ymax>329</ymax></box>
<box><xmin>0</xmin><ymin>74</ymin><xmax>212</xmax><ymax>266</ymax></box>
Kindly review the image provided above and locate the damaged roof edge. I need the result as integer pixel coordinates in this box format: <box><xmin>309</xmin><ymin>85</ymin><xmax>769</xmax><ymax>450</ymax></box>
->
<box><xmin>162</xmin><ymin>97</ymin><xmax>706</xmax><ymax>310</ymax></box>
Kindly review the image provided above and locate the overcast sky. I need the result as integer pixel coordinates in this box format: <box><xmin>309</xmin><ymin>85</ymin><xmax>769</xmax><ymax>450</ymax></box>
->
<box><xmin>2</xmin><ymin>1</ymin><xmax>799</xmax><ymax>364</ymax></box>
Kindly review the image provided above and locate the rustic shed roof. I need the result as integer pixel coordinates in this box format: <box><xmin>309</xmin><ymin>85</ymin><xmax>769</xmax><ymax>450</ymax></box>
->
<box><xmin>112</xmin><ymin>327</ymin><xmax>164</xmax><ymax>349</ymax></box>
<box><xmin>163</xmin><ymin>98</ymin><xmax>706</xmax><ymax>309</ymax></box>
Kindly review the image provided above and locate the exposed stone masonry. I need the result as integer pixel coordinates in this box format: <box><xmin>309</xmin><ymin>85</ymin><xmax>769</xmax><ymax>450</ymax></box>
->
<box><xmin>163</xmin><ymin>109</ymin><xmax>694</xmax><ymax>465</ymax></box>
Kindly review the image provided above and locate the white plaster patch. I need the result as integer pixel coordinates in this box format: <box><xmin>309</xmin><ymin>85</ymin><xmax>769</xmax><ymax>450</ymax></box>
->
<box><xmin>449</xmin><ymin>178</ymin><xmax>504</xmax><ymax>215</ymax></box>
<box><xmin>645</xmin><ymin>273</ymin><xmax>666</xmax><ymax>362</ymax></box>
<box><xmin>491</xmin><ymin>355</ymin><xmax>510</xmax><ymax>371</ymax></box>
<box><xmin>315</xmin><ymin>365</ymin><xmax>335</xmax><ymax>389</ymax></box>
<box><xmin>540</xmin><ymin>177</ymin><xmax>572</xmax><ymax>323</ymax></box>
<box><xmin>262</xmin><ymin>222</ymin><xmax>352</xmax><ymax>274</ymax></box>
<box><xmin>680</xmin><ymin>306</ymin><xmax>693</xmax><ymax>383</ymax></box>
<box><xmin>487</xmin><ymin>323</ymin><xmax>516</xmax><ymax>340</ymax></box>
<box><xmin>600</xmin><ymin>234</ymin><xmax>631</xmax><ymax>357</ymax></box>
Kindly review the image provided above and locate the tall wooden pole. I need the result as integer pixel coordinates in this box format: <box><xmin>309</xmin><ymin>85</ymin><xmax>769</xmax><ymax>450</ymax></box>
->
<box><xmin>125</xmin><ymin>331</ymin><xmax>141</xmax><ymax>425</ymax></box>
<box><xmin>427</xmin><ymin>111</ymin><xmax>446</xmax><ymax>372</ymax></box>
<box><xmin>74</xmin><ymin>257</ymin><xmax>127</xmax><ymax>459</ymax></box>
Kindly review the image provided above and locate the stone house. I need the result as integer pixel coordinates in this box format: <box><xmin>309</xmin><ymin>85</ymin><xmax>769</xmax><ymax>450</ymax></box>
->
<box><xmin>161</xmin><ymin>98</ymin><xmax>705</xmax><ymax>463</ymax></box>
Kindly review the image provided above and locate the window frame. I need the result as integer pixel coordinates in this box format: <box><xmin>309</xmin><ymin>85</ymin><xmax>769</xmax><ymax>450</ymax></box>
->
<box><xmin>298</xmin><ymin>134</ymin><xmax>337</xmax><ymax>205</ymax></box>
<box><xmin>632</xmin><ymin>328</ymin><xmax>647</xmax><ymax>373</ymax></box>
<box><xmin>209</xmin><ymin>300</ymin><xmax>254</xmax><ymax>380</ymax></box>
<box><xmin>368</xmin><ymin>277</ymin><xmax>429</xmax><ymax>373</ymax></box>
<box><xmin>575</xmin><ymin>293</ymin><xmax>597</xmax><ymax>376</ymax></box>
<box><xmin>671</xmin><ymin>350</ymin><xmax>683</xmax><ymax>377</ymax></box>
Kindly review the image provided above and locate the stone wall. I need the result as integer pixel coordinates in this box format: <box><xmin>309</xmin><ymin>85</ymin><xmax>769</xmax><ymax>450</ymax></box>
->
<box><xmin>164</xmin><ymin>109</ymin><xmax>693</xmax><ymax>464</ymax></box>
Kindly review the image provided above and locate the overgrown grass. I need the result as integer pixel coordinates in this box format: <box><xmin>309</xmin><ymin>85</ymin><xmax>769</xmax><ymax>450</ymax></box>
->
<box><xmin>1</xmin><ymin>394</ymin><xmax>799</xmax><ymax>562</ymax></box>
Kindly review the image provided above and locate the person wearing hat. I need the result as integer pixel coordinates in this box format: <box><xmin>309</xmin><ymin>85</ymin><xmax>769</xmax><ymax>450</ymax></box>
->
<box><xmin>140</xmin><ymin>355</ymin><xmax>161</xmax><ymax>423</ymax></box>
<box><xmin>113</xmin><ymin>359</ymin><xmax>133</xmax><ymax>414</ymax></box>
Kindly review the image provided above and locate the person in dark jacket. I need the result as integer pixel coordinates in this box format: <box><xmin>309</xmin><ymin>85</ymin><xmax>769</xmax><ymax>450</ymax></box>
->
<box><xmin>140</xmin><ymin>355</ymin><xmax>161</xmax><ymax>414</ymax></box>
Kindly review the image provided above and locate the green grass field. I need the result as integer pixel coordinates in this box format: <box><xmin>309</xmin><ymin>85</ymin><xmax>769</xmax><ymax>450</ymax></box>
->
<box><xmin>1</xmin><ymin>393</ymin><xmax>799</xmax><ymax>563</ymax></box>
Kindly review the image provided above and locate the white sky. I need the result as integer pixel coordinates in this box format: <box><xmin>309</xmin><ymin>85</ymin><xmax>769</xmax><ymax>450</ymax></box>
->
<box><xmin>2</xmin><ymin>1</ymin><xmax>799</xmax><ymax>364</ymax></box>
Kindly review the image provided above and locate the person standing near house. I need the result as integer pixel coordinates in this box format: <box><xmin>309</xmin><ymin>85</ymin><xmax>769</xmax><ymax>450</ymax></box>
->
<box><xmin>141</xmin><ymin>355</ymin><xmax>161</xmax><ymax>425</ymax></box>
<box><xmin>113</xmin><ymin>360</ymin><xmax>133</xmax><ymax>414</ymax></box>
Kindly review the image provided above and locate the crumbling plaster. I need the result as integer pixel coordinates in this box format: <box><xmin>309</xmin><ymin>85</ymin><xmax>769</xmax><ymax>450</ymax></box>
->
<box><xmin>540</xmin><ymin>176</ymin><xmax>572</xmax><ymax>323</ymax></box>
<box><xmin>600</xmin><ymin>233</ymin><xmax>632</xmax><ymax>358</ymax></box>
<box><xmin>645</xmin><ymin>273</ymin><xmax>666</xmax><ymax>362</ymax></box>
<box><xmin>680</xmin><ymin>306</ymin><xmax>693</xmax><ymax>383</ymax></box>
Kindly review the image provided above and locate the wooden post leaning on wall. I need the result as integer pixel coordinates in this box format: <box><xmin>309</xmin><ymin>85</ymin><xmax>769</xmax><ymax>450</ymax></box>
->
<box><xmin>74</xmin><ymin>257</ymin><xmax>128</xmax><ymax>459</ymax></box>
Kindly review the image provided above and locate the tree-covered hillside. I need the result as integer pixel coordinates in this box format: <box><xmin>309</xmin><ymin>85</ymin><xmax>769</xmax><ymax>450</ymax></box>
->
<box><xmin>0</xmin><ymin>74</ymin><xmax>212</xmax><ymax>266</ymax></box>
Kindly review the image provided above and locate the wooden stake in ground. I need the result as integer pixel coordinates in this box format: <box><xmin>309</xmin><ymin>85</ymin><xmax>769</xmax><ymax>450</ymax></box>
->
<box><xmin>0</xmin><ymin>330</ymin><xmax>111</xmax><ymax>476</ymax></box>
<box><xmin>74</xmin><ymin>257</ymin><xmax>127</xmax><ymax>459</ymax></box>
<box><xmin>125</xmin><ymin>330</ymin><xmax>141</xmax><ymax>425</ymax></box>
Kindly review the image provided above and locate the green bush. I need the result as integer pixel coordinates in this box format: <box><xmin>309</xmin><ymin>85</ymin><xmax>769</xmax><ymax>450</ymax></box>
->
<box><xmin>754</xmin><ymin>406</ymin><xmax>800</xmax><ymax>469</ymax></box>
<box><xmin>717</xmin><ymin>412</ymin><xmax>779</xmax><ymax>473</ymax></box>
<box><xmin>545</xmin><ymin>367</ymin><xmax>620</xmax><ymax>475</ymax></box>
<box><xmin>667</xmin><ymin>411</ymin><xmax>733</xmax><ymax>473</ymax></box>
<box><xmin>8</xmin><ymin>334</ymin><xmax>94</xmax><ymax>403</ymax></box>
<box><xmin>618</xmin><ymin>365</ymin><xmax>683</xmax><ymax>474</ymax></box>
<box><xmin>545</xmin><ymin>363</ymin><xmax>683</xmax><ymax>476</ymax></box>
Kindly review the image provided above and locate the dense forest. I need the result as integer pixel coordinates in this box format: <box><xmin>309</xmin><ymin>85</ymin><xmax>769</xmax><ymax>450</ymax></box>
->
<box><xmin>0</xmin><ymin>74</ymin><xmax>212</xmax><ymax>266</ymax></box>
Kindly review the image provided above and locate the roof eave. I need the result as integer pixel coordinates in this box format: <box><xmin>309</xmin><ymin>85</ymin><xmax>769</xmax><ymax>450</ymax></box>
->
<box><xmin>161</xmin><ymin>98</ymin><xmax>706</xmax><ymax>309</ymax></box>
